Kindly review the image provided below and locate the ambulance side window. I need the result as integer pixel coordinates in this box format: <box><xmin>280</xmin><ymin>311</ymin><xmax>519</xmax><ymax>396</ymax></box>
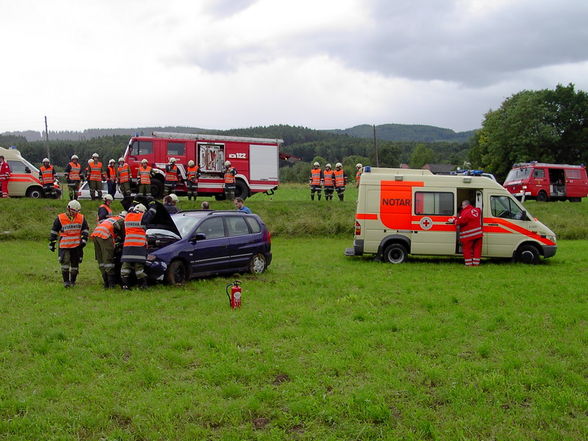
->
<box><xmin>414</xmin><ymin>192</ymin><xmax>454</xmax><ymax>215</ymax></box>
<box><xmin>491</xmin><ymin>196</ymin><xmax>524</xmax><ymax>220</ymax></box>
<box><xmin>7</xmin><ymin>160</ymin><xmax>25</xmax><ymax>173</ymax></box>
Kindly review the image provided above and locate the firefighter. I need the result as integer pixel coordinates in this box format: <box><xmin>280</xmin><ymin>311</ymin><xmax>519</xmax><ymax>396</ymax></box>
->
<box><xmin>163</xmin><ymin>193</ymin><xmax>179</xmax><ymax>214</ymax></box>
<box><xmin>186</xmin><ymin>160</ymin><xmax>200</xmax><ymax>200</ymax></box>
<box><xmin>137</xmin><ymin>159</ymin><xmax>153</xmax><ymax>197</ymax></box>
<box><xmin>106</xmin><ymin>159</ymin><xmax>117</xmax><ymax>198</ymax></box>
<box><xmin>39</xmin><ymin>158</ymin><xmax>56</xmax><ymax>198</ymax></box>
<box><xmin>117</xmin><ymin>157</ymin><xmax>132</xmax><ymax>198</ymax></box>
<box><xmin>87</xmin><ymin>153</ymin><xmax>104</xmax><ymax>200</ymax></box>
<box><xmin>49</xmin><ymin>200</ymin><xmax>89</xmax><ymax>288</ymax></box>
<box><xmin>323</xmin><ymin>163</ymin><xmax>335</xmax><ymax>201</ymax></box>
<box><xmin>355</xmin><ymin>163</ymin><xmax>363</xmax><ymax>188</ymax></box>
<box><xmin>450</xmin><ymin>200</ymin><xmax>483</xmax><ymax>266</ymax></box>
<box><xmin>334</xmin><ymin>162</ymin><xmax>347</xmax><ymax>201</ymax></box>
<box><xmin>309</xmin><ymin>162</ymin><xmax>323</xmax><ymax>201</ymax></box>
<box><xmin>64</xmin><ymin>154</ymin><xmax>82</xmax><ymax>200</ymax></box>
<box><xmin>97</xmin><ymin>194</ymin><xmax>114</xmax><ymax>222</ymax></box>
<box><xmin>120</xmin><ymin>202</ymin><xmax>156</xmax><ymax>290</ymax></box>
<box><xmin>91</xmin><ymin>212</ymin><xmax>125</xmax><ymax>288</ymax></box>
<box><xmin>0</xmin><ymin>155</ymin><xmax>10</xmax><ymax>198</ymax></box>
<box><xmin>223</xmin><ymin>160</ymin><xmax>237</xmax><ymax>200</ymax></box>
<box><xmin>164</xmin><ymin>157</ymin><xmax>181</xmax><ymax>195</ymax></box>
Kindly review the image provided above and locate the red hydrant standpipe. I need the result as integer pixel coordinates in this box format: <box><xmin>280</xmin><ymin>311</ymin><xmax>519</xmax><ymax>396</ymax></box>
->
<box><xmin>226</xmin><ymin>280</ymin><xmax>242</xmax><ymax>309</ymax></box>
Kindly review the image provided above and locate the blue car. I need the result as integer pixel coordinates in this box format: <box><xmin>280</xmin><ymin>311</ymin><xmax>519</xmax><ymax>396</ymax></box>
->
<box><xmin>145</xmin><ymin>209</ymin><xmax>272</xmax><ymax>284</ymax></box>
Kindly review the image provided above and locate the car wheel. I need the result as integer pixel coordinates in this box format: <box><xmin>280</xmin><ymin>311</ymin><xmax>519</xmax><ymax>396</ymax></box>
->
<box><xmin>249</xmin><ymin>253</ymin><xmax>267</xmax><ymax>274</ymax></box>
<box><xmin>26</xmin><ymin>187</ymin><xmax>43</xmax><ymax>199</ymax></box>
<box><xmin>536</xmin><ymin>190</ymin><xmax>548</xmax><ymax>202</ymax></box>
<box><xmin>516</xmin><ymin>244</ymin><xmax>539</xmax><ymax>264</ymax></box>
<box><xmin>235</xmin><ymin>180</ymin><xmax>249</xmax><ymax>200</ymax></box>
<box><xmin>166</xmin><ymin>260</ymin><xmax>188</xmax><ymax>285</ymax></box>
<box><xmin>383</xmin><ymin>243</ymin><xmax>408</xmax><ymax>264</ymax></box>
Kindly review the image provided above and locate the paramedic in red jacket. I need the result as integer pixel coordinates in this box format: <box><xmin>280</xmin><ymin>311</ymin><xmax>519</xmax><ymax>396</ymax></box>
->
<box><xmin>451</xmin><ymin>200</ymin><xmax>483</xmax><ymax>266</ymax></box>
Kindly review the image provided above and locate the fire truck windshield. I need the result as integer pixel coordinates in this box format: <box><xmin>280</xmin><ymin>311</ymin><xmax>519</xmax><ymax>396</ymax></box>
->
<box><xmin>505</xmin><ymin>167</ymin><xmax>530</xmax><ymax>183</ymax></box>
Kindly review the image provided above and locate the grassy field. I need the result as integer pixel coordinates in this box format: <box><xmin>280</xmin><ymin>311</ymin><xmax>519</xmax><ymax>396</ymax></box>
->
<box><xmin>0</xmin><ymin>236</ymin><xmax>587</xmax><ymax>440</ymax></box>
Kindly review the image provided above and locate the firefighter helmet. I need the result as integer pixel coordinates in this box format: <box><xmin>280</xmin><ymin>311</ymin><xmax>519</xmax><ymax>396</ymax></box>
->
<box><xmin>134</xmin><ymin>203</ymin><xmax>146</xmax><ymax>213</ymax></box>
<box><xmin>118</xmin><ymin>157</ymin><xmax>125</xmax><ymax>162</ymax></box>
<box><xmin>336</xmin><ymin>162</ymin><xmax>342</xmax><ymax>168</ymax></box>
<box><xmin>141</xmin><ymin>159</ymin><xmax>148</xmax><ymax>164</ymax></box>
<box><xmin>188</xmin><ymin>160</ymin><xmax>195</xmax><ymax>167</ymax></box>
<box><xmin>120</xmin><ymin>211</ymin><xmax>127</xmax><ymax>218</ymax></box>
<box><xmin>71</xmin><ymin>154</ymin><xmax>79</xmax><ymax>160</ymax></box>
<box><xmin>42</xmin><ymin>158</ymin><xmax>50</xmax><ymax>163</ymax></box>
<box><xmin>224</xmin><ymin>160</ymin><xmax>231</xmax><ymax>167</ymax></box>
<box><xmin>108</xmin><ymin>159</ymin><xmax>115</xmax><ymax>164</ymax></box>
<box><xmin>103</xmin><ymin>194</ymin><xmax>113</xmax><ymax>202</ymax></box>
<box><xmin>170</xmin><ymin>158</ymin><xmax>177</xmax><ymax>163</ymax></box>
<box><xmin>67</xmin><ymin>200</ymin><xmax>81</xmax><ymax>212</ymax></box>
<box><xmin>356</xmin><ymin>163</ymin><xmax>363</xmax><ymax>169</ymax></box>
<box><xmin>313</xmin><ymin>162</ymin><xmax>319</xmax><ymax>167</ymax></box>
<box><xmin>92</xmin><ymin>153</ymin><xmax>99</xmax><ymax>158</ymax></box>
<box><xmin>325</xmin><ymin>163</ymin><xmax>331</xmax><ymax>168</ymax></box>
<box><xmin>169</xmin><ymin>193</ymin><xmax>179</xmax><ymax>203</ymax></box>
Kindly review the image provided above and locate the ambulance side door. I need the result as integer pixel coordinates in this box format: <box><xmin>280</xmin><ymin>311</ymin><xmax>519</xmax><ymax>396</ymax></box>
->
<box><xmin>484</xmin><ymin>194</ymin><xmax>530</xmax><ymax>257</ymax></box>
<box><xmin>410</xmin><ymin>189</ymin><xmax>456</xmax><ymax>255</ymax></box>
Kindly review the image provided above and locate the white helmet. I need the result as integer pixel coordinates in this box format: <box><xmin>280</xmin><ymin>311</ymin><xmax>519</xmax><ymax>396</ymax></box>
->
<box><xmin>169</xmin><ymin>193</ymin><xmax>179</xmax><ymax>203</ymax></box>
<box><xmin>141</xmin><ymin>159</ymin><xmax>148</xmax><ymax>164</ymax></box>
<box><xmin>313</xmin><ymin>162</ymin><xmax>320</xmax><ymax>167</ymax></box>
<box><xmin>92</xmin><ymin>153</ymin><xmax>99</xmax><ymax>158</ymax></box>
<box><xmin>170</xmin><ymin>157</ymin><xmax>177</xmax><ymax>163</ymax></box>
<box><xmin>42</xmin><ymin>158</ymin><xmax>50</xmax><ymax>163</ymax></box>
<box><xmin>103</xmin><ymin>194</ymin><xmax>113</xmax><ymax>202</ymax></box>
<box><xmin>356</xmin><ymin>163</ymin><xmax>363</xmax><ymax>169</ymax></box>
<box><xmin>134</xmin><ymin>203</ymin><xmax>146</xmax><ymax>213</ymax></box>
<box><xmin>87</xmin><ymin>159</ymin><xmax>92</xmax><ymax>164</ymax></box>
<box><xmin>118</xmin><ymin>157</ymin><xmax>125</xmax><ymax>162</ymax></box>
<box><xmin>187</xmin><ymin>160</ymin><xmax>195</xmax><ymax>167</ymax></box>
<box><xmin>109</xmin><ymin>159</ymin><xmax>115</xmax><ymax>164</ymax></box>
<box><xmin>325</xmin><ymin>163</ymin><xmax>332</xmax><ymax>168</ymax></box>
<box><xmin>336</xmin><ymin>162</ymin><xmax>342</xmax><ymax>168</ymax></box>
<box><xmin>71</xmin><ymin>155</ymin><xmax>79</xmax><ymax>160</ymax></box>
<box><xmin>120</xmin><ymin>211</ymin><xmax>127</xmax><ymax>218</ymax></box>
<box><xmin>67</xmin><ymin>200</ymin><xmax>81</xmax><ymax>212</ymax></box>
<box><xmin>224</xmin><ymin>160</ymin><xmax>231</xmax><ymax>167</ymax></box>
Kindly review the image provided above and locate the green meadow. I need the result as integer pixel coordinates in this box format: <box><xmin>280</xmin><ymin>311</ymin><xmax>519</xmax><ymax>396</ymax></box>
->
<box><xmin>0</xmin><ymin>185</ymin><xmax>587</xmax><ymax>440</ymax></box>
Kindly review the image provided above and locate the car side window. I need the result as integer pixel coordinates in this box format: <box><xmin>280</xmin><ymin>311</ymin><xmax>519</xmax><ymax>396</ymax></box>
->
<box><xmin>195</xmin><ymin>217</ymin><xmax>225</xmax><ymax>239</ymax></box>
<box><xmin>245</xmin><ymin>217</ymin><xmax>261</xmax><ymax>233</ymax></box>
<box><xmin>226</xmin><ymin>216</ymin><xmax>251</xmax><ymax>237</ymax></box>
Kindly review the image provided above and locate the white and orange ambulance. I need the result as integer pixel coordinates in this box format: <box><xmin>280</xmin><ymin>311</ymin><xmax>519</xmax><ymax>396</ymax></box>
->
<box><xmin>345</xmin><ymin>167</ymin><xmax>557</xmax><ymax>264</ymax></box>
<box><xmin>0</xmin><ymin>146</ymin><xmax>61</xmax><ymax>198</ymax></box>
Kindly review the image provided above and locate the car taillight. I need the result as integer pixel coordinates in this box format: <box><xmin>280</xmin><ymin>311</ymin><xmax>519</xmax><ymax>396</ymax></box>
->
<box><xmin>263</xmin><ymin>230</ymin><xmax>271</xmax><ymax>243</ymax></box>
<box><xmin>355</xmin><ymin>221</ymin><xmax>361</xmax><ymax>236</ymax></box>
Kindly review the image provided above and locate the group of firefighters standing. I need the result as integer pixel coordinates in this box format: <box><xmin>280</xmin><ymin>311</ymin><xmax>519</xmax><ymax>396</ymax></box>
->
<box><xmin>309</xmin><ymin>162</ymin><xmax>363</xmax><ymax>201</ymax></box>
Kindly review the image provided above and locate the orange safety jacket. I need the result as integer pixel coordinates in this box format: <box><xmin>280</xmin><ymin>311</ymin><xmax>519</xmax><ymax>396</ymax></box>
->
<box><xmin>165</xmin><ymin>164</ymin><xmax>180</xmax><ymax>182</ymax></box>
<box><xmin>97</xmin><ymin>204</ymin><xmax>113</xmax><ymax>222</ymax></box>
<box><xmin>224</xmin><ymin>168</ymin><xmax>236</xmax><ymax>184</ymax></box>
<box><xmin>187</xmin><ymin>165</ymin><xmax>199</xmax><ymax>183</ymax></box>
<box><xmin>117</xmin><ymin>163</ymin><xmax>130</xmax><ymax>183</ymax></box>
<box><xmin>58</xmin><ymin>212</ymin><xmax>84</xmax><ymax>249</ymax></box>
<box><xmin>107</xmin><ymin>166</ymin><xmax>116</xmax><ymax>182</ymax></box>
<box><xmin>323</xmin><ymin>170</ymin><xmax>334</xmax><ymax>187</ymax></box>
<box><xmin>456</xmin><ymin>205</ymin><xmax>483</xmax><ymax>241</ymax></box>
<box><xmin>310</xmin><ymin>168</ymin><xmax>322</xmax><ymax>186</ymax></box>
<box><xmin>138</xmin><ymin>166</ymin><xmax>152</xmax><ymax>184</ymax></box>
<box><xmin>355</xmin><ymin>170</ymin><xmax>362</xmax><ymax>185</ymax></box>
<box><xmin>40</xmin><ymin>165</ymin><xmax>55</xmax><ymax>184</ymax></box>
<box><xmin>334</xmin><ymin>169</ymin><xmax>346</xmax><ymax>187</ymax></box>
<box><xmin>91</xmin><ymin>216</ymin><xmax>122</xmax><ymax>242</ymax></box>
<box><xmin>123</xmin><ymin>212</ymin><xmax>147</xmax><ymax>248</ymax></box>
<box><xmin>67</xmin><ymin>162</ymin><xmax>81</xmax><ymax>181</ymax></box>
<box><xmin>89</xmin><ymin>161</ymin><xmax>103</xmax><ymax>181</ymax></box>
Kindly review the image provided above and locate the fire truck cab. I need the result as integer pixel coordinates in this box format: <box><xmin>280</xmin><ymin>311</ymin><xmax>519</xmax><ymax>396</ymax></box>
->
<box><xmin>123</xmin><ymin>132</ymin><xmax>282</xmax><ymax>199</ymax></box>
<box><xmin>346</xmin><ymin>167</ymin><xmax>557</xmax><ymax>264</ymax></box>
<box><xmin>503</xmin><ymin>162</ymin><xmax>588</xmax><ymax>202</ymax></box>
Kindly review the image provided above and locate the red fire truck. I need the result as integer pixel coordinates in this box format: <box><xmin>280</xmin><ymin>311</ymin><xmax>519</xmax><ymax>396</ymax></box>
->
<box><xmin>503</xmin><ymin>162</ymin><xmax>588</xmax><ymax>202</ymax></box>
<box><xmin>123</xmin><ymin>131</ymin><xmax>283</xmax><ymax>199</ymax></box>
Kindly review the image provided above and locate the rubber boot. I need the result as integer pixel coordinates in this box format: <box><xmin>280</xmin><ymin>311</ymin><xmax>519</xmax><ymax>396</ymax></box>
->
<box><xmin>311</xmin><ymin>194</ymin><xmax>314</xmax><ymax>200</ymax></box>
<box><xmin>138</xmin><ymin>278</ymin><xmax>148</xmax><ymax>290</ymax></box>
<box><xmin>70</xmin><ymin>271</ymin><xmax>78</xmax><ymax>287</ymax></box>
<box><xmin>108</xmin><ymin>275</ymin><xmax>118</xmax><ymax>289</ymax></box>
<box><xmin>62</xmin><ymin>271</ymin><xmax>71</xmax><ymax>288</ymax></box>
<box><xmin>102</xmin><ymin>272</ymin><xmax>109</xmax><ymax>289</ymax></box>
<box><xmin>121</xmin><ymin>277</ymin><xmax>131</xmax><ymax>290</ymax></box>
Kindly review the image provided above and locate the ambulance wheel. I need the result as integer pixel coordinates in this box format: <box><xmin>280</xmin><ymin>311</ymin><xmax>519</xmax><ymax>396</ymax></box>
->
<box><xmin>26</xmin><ymin>186</ymin><xmax>43</xmax><ymax>199</ymax></box>
<box><xmin>383</xmin><ymin>243</ymin><xmax>408</xmax><ymax>264</ymax></box>
<box><xmin>249</xmin><ymin>253</ymin><xmax>267</xmax><ymax>274</ymax></box>
<box><xmin>516</xmin><ymin>244</ymin><xmax>539</xmax><ymax>264</ymax></box>
<box><xmin>166</xmin><ymin>260</ymin><xmax>188</xmax><ymax>285</ymax></box>
<box><xmin>536</xmin><ymin>190</ymin><xmax>548</xmax><ymax>202</ymax></box>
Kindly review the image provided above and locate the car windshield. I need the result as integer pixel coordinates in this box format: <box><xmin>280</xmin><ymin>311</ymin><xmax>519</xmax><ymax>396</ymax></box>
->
<box><xmin>505</xmin><ymin>167</ymin><xmax>530</xmax><ymax>183</ymax></box>
<box><xmin>172</xmin><ymin>212</ymin><xmax>209</xmax><ymax>238</ymax></box>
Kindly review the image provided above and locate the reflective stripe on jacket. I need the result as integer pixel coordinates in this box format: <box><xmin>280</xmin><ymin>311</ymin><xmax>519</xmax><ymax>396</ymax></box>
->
<box><xmin>89</xmin><ymin>161</ymin><xmax>103</xmax><ymax>181</ymax></box>
<box><xmin>310</xmin><ymin>168</ymin><xmax>322</xmax><ymax>186</ymax></box>
<box><xmin>334</xmin><ymin>169</ymin><xmax>346</xmax><ymax>187</ymax></box>
<box><xmin>138</xmin><ymin>166</ymin><xmax>152</xmax><ymax>184</ymax></box>
<box><xmin>224</xmin><ymin>168</ymin><xmax>236</xmax><ymax>184</ymax></box>
<box><xmin>97</xmin><ymin>204</ymin><xmax>113</xmax><ymax>222</ymax></box>
<box><xmin>355</xmin><ymin>170</ymin><xmax>361</xmax><ymax>184</ymax></box>
<box><xmin>40</xmin><ymin>165</ymin><xmax>55</xmax><ymax>184</ymax></box>
<box><xmin>107</xmin><ymin>166</ymin><xmax>116</xmax><ymax>181</ymax></box>
<box><xmin>91</xmin><ymin>216</ymin><xmax>120</xmax><ymax>241</ymax></box>
<box><xmin>187</xmin><ymin>165</ymin><xmax>199</xmax><ymax>182</ymax></box>
<box><xmin>123</xmin><ymin>213</ymin><xmax>147</xmax><ymax>247</ymax></box>
<box><xmin>67</xmin><ymin>162</ymin><xmax>81</xmax><ymax>181</ymax></box>
<box><xmin>58</xmin><ymin>212</ymin><xmax>84</xmax><ymax>249</ymax></box>
<box><xmin>117</xmin><ymin>164</ymin><xmax>130</xmax><ymax>183</ymax></box>
<box><xmin>456</xmin><ymin>205</ymin><xmax>483</xmax><ymax>241</ymax></box>
<box><xmin>165</xmin><ymin>164</ymin><xmax>179</xmax><ymax>182</ymax></box>
<box><xmin>323</xmin><ymin>170</ymin><xmax>334</xmax><ymax>187</ymax></box>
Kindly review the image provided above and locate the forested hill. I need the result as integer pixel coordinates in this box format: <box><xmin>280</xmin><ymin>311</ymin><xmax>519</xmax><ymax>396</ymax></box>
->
<box><xmin>2</xmin><ymin>123</ymin><xmax>476</xmax><ymax>144</ymax></box>
<box><xmin>329</xmin><ymin>124</ymin><xmax>476</xmax><ymax>143</ymax></box>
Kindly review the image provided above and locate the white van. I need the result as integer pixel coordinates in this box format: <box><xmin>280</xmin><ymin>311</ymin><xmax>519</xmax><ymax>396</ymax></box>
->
<box><xmin>0</xmin><ymin>146</ymin><xmax>61</xmax><ymax>198</ymax></box>
<box><xmin>345</xmin><ymin>167</ymin><xmax>557</xmax><ymax>264</ymax></box>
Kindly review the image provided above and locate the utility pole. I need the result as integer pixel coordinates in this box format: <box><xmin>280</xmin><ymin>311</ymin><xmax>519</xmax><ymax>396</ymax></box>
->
<box><xmin>44</xmin><ymin>115</ymin><xmax>50</xmax><ymax>161</ymax></box>
<box><xmin>373</xmin><ymin>124</ymin><xmax>379</xmax><ymax>167</ymax></box>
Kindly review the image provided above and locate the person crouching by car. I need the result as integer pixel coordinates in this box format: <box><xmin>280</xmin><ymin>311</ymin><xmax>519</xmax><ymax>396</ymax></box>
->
<box><xmin>120</xmin><ymin>202</ymin><xmax>157</xmax><ymax>290</ymax></box>
<box><xmin>49</xmin><ymin>200</ymin><xmax>89</xmax><ymax>288</ymax></box>
<box><xmin>91</xmin><ymin>212</ymin><xmax>125</xmax><ymax>289</ymax></box>
<box><xmin>163</xmin><ymin>194</ymin><xmax>179</xmax><ymax>214</ymax></box>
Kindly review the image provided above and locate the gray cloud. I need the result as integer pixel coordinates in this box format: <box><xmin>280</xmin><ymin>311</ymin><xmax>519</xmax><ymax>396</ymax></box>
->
<box><xmin>205</xmin><ymin>0</ymin><xmax>257</xmax><ymax>17</ymax></box>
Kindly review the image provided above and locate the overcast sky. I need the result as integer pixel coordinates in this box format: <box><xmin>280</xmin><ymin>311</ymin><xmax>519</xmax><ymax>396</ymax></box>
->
<box><xmin>1</xmin><ymin>0</ymin><xmax>587</xmax><ymax>134</ymax></box>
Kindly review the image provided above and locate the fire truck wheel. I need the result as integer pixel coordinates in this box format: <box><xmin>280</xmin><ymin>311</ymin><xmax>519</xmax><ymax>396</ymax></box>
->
<box><xmin>166</xmin><ymin>260</ymin><xmax>188</xmax><ymax>284</ymax></box>
<box><xmin>536</xmin><ymin>190</ymin><xmax>548</xmax><ymax>202</ymax></box>
<box><xmin>516</xmin><ymin>244</ymin><xmax>539</xmax><ymax>264</ymax></box>
<box><xmin>383</xmin><ymin>243</ymin><xmax>408</xmax><ymax>264</ymax></box>
<box><xmin>249</xmin><ymin>253</ymin><xmax>267</xmax><ymax>274</ymax></box>
<box><xmin>235</xmin><ymin>180</ymin><xmax>249</xmax><ymax>200</ymax></box>
<box><xmin>26</xmin><ymin>186</ymin><xmax>43</xmax><ymax>199</ymax></box>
